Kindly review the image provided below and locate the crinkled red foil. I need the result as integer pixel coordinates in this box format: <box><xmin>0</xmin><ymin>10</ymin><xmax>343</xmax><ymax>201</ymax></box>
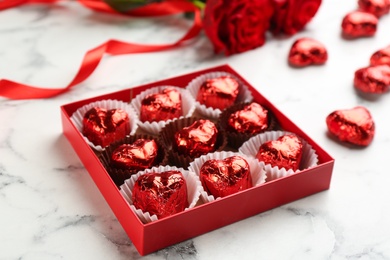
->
<box><xmin>326</xmin><ymin>106</ymin><xmax>375</xmax><ymax>146</ymax></box>
<box><xmin>196</xmin><ymin>76</ymin><xmax>239</xmax><ymax>110</ymax></box>
<box><xmin>341</xmin><ymin>11</ymin><xmax>378</xmax><ymax>38</ymax></box>
<box><xmin>354</xmin><ymin>65</ymin><xmax>390</xmax><ymax>93</ymax></box>
<box><xmin>174</xmin><ymin>119</ymin><xmax>218</xmax><ymax>157</ymax></box>
<box><xmin>140</xmin><ymin>87</ymin><xmax>182</xmax><ymax>122</ymax></box>
<box><xmin>256</xmin><ymin>134</ymin><xmax>303</xmax><ymax>171</ymax></box>
<box><xmin>111</xmin><ymin>139</ymin><xmax>158</xmax><ymax>170</ymax></box>
<box><xmin>358</xmin><ymin>0</ymin><xmax>390</xmax><ymax>17</ymax></box>
<box><xmin>288</xmin><ymin>38</ymin><xmax>328</xmax><ymax>67</ymax></box>
<box><xmin>228</xmin><ymin>103</ymin><xmax>269</xmax><ymax>134</ymax></box>
<box><xmin>370</xmin><ymin>46</ymin><xmax>390</xmax><ymax>66</ymax></box>
<box><xmin>200</xmin><ymin>156</ymin><xmax>252</xmax><ymax>198</ymax></box>
<box><xmin>132</xmin><ymin>171</ymin><xmax>188</xmax><ymax>219</ymax></box>
<box><xmin>82</xmin><ymin>107</ymin><xmax>130</xmax><ymax>147</ymax></box>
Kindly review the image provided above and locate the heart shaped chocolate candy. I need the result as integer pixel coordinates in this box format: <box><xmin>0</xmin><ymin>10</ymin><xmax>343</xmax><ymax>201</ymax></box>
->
<box><xmin>174</xmin><ymin>119</ymin><xmax>218</xmax><ymax>157</ymax></box>
<box><xmin>200</xmin><ymin>156</ymin><xmax>251</xmax><ymax>198</ymax></box>
<box><xmin>228</xmin><ymin>102</ymin><xmax>269</xmax><ymax>134</ymax></box>
<box><xmin>342</xmin><ymin>11</ymin><xmax>378</xmax><ymax>38</ymax></box>
<box><xmin>326</xmin><ymin>106</ymin><xmax>375</xmax><ymax>146</ymax></box>
<box><xmin>354</xmin><ymin>65</ymin><xmax>390</xmax><ymax>94</ymax></box>
<box><xmin>370</xmin><ymin>46</ymin><xmax>390</xmax><ymax>66</ymax></box>
<box><xmin>140</xmin><ymin>87</ymin><xmax>182</xmax><ymax>122</ymax></box>
<box><xmin>82</xmin><ymin>107</ymin><xmax>130</xmax><ymax>147</ymax></box>
<box><xmin>196</xmin><ymin>76</ymin><xmax>239</xmax><ymax>110</ymax></box>
<box><xmin>256</xmin><ymin>134</ymin><xmax>303</xmax><ymax>171</ymax></box>
<box><xmin>132</xmin><ymin>170</ymin><xmax>188</xmax><ymax>219</ymax></box>
<box><xmin>111</xmin><ymin>139</ymin><xmax>158</xmax><ymax>170</ymax></box>
<box><xmin>288</xmin><ymin>38</ymin><xmax>328</xmax><ymax>67</ymax></box>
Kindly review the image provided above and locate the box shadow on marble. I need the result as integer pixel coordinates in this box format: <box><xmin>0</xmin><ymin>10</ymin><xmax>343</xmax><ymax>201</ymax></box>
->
<box><xmin>60</xmin><ymin>64</ymin><xmax>334</xmax><ymax>256</ymax></box>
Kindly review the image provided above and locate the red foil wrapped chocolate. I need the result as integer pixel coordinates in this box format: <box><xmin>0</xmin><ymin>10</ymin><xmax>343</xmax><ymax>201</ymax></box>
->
<box><xmin>196</xmin><ymin>76</ymin><xmax>239</xmax><ymax>110</ymax></box>
<box><xmin>227</xmin><ymin>102</ymin><xmax>269</xmax><ymax>134</ymax></box>
<box><xmin>200</xmin><ymin>156</ymin><xmax>252</xmax><ymax>198</ymax></box>
<box><xmin>82</xmin><ymin>107</ymin><xmax>130</xmax><ymax>147</ymax></box>
<box><xmin>358</xmin><ymin>0</ymin><xmax>390</xmax><ymax>17</ymax></box>
<box><xmin>256</xmin><ymin>134</ymin><xmax>303</xmax><ymax>171</ymax></box>
<box><xmin>326</xmin><ymin>106</ymin><xmax>375</xmax><ymax>146</ymax></box>
<box><xmin>174</xmin><ymin>119</ymin><xmax>218</xmax><ymax>157</ymax></box>
<box><xmin>111</xmin><ymin>139</ymin><xmax>158</xmax><ymax>170</ymax></box>
<box><xmin>354</xmin><ymin>65</ymin><xmax>390</xmax><ymax>93</ymax></box>
<box><xmin>341</xmin><ymin>11</ymin><xmax>378</xmax><ymax>38</ymax></box>
<box><xmin>140</xmin><ymin>87</ymin><xmax>182</xmax><ymax>122</ymax></box>
<box><xmin>132</xmin><ymin>171</ymin><xmax>188</xmax><ymax>219</ymax></box>
<box><xmin>370</xmin><ymin>45</ymin><xmax>390</xmax><ymax>66</ymax></box>
<box><xmin>288</xmin><ymin>38</ymin><xmax>328</xmax><ymax>67</ymax></box>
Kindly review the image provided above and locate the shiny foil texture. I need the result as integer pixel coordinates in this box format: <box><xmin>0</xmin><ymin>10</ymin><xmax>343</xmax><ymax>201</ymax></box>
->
<box><xmin>256</xmin><ymin>134</ymin><xmax>303</xmax><ymax>171</ymax></box>
<box><xmin>358</xmin><ymin>0</ymin><xmax>390</xmax><ymax>17</ymax></box>
<box><xmin>111</xmin><ymin>139</ymin><xmax>158</xmax><ymax>170</ymax></box>
<box><xmin>354</xmin><ymin>65</ymin><xmax>390</xmax><ymax>93</ymax></box>
<box><xmin>174</xmin><ymin>119</ymin><xmax>218</xmax><ymax>157</ymax></box>
<box><xmin>196</xmin><ymin>76</ymin><xmax>239</xmax><ymax>110</ymax></box>
<box><xmin>288</xmin><ymin>38</ymin><xmax>328</xmax><ymax>67</ymax></box>
<box><xmin>200</xmin><ymin>156</ymin><xmax>252</xmax><ymax>198</ymax></box>
<box><xmin>228</xmin><ymin>103</ymin><xmax>269</xmax><ymax>134</ymax></box>
<box><xmin>326</xmin><ymin>106</ymin><xmax>375</xmax><ymax>146</ymax></box>
<box><xmin>370</xmin><ymin>45</ymin><xmax>390</xmax><ymax>66</ymax></box>
<box><xmin>132</xmin><ymin>171</ymin><xmax>188</xmax><ymax>219</ymax></box>
<box><xmin>82</xmin><ymin>107</ymin><xmax>130</xmax><ymax>147</ymax></box>
<box><xmin>341</xmin><ymin>11</ymin><xmax>378</xmax><ymax>38</ymax></box>
<box><xmin>140</xmin><ymin>87</ymin><xmax>182</xmax><ymax>122</ymax></box>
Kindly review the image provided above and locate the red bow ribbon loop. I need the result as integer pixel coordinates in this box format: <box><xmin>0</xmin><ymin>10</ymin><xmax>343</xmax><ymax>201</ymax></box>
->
<box><xmin>0</xmin><ymin>0</ymin><xmax>202</xmax><ymax>99</ymax></box>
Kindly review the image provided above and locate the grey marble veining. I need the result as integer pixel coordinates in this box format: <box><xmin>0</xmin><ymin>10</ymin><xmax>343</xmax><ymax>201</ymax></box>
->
<box><xmin>1</xmin><ymin>0</ymin><xmax>390</xmax><ymax>259</ymax></box>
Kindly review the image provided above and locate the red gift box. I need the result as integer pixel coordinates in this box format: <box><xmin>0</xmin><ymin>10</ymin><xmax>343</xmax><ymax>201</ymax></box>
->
<box><xmin>60</xmin><ymin>64</ymin><xmax>334</xmax><ymax>256</ymax></box>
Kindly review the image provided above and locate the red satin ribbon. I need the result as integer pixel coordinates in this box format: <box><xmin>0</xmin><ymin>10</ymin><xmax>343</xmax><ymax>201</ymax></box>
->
<box><xmin>0</xmin><ymin>0</ymin><xmax>202</xmax><ymax>99</ymax></box>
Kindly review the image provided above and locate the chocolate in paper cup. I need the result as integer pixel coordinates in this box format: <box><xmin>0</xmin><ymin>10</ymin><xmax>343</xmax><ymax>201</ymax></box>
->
<box><xmin>98</xmin><ymin>134</ymin><xmax>169</xmax><ymax>187</ymax></box>
<box><xmin>130</xmin><ymin>86</ymin><xmax>196</xmax><ymax>135</ymax></box>
<box><xmin>188</xmin><ymin>151</ymin><xmax>266</xmax><ymax>203</ymax></box>
<box><xmin>239</xmin><ymin>130</ymin><xmax>319</xmax><ymax>181</ymax></box>
<box><xmin>186</xmin><ymin>71</ymin><xmax>253</xmax><ymax>119</ymax></box>
<box><xmin>159</xmin><ymin>117</ymin><xmax>228</xmax><ymax>169</ymax></box>
<box><xmin>219</xmin><ymin>102</ymin><xmax>279</xmax><ymax>149</ymax></box>
<box><xmin>120</xmin><ymin>165</ymin><xmax>203</xmax><ymax>223</ymax></box>
<box><xmin>70</xmin><ymin>99</ymin><xmax>139</xmax><ymax>152</ymax></box>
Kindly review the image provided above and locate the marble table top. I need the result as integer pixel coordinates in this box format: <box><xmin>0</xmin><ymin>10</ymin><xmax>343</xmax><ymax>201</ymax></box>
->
<box><xmin>1</xmin><ymin>0</ymin><xmax>390</xmax><ymax>259</ymax></box>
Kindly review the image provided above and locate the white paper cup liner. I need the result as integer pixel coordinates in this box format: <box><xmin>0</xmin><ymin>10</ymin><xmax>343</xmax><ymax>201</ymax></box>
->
<box><xmin>186</xmin><ymin>71</ymin><xmax>253</xmax><ymax>119</ymax></box>
<box><xmin>238</xmin><ymin>130</ymin><xmax>319</xmax><ymax>181</ymax></box>
<box><xmin>119</xmin><ymin>165</ymin><xmax>203</xmax><ymax>223</ymax></box>
<box><xmin>188</xmin><ymin>151</ymin><xmax>266</xmax><ymax>203</ymax></box>
<box><xmin>130</xmin><ymin>86</ymin><xmax>196</xmax><ymax>135</ymax></box>
<box><xmin>70</xmin><ymin>99</ymin><xmax>139</xmax><ymax>152</ymax></box>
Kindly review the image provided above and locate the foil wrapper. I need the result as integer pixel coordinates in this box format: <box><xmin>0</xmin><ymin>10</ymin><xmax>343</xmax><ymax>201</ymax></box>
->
<box><xmin>174</xmin><ymin>119</ymin><xmax>218</xmax><ymax>158</ymax></box>
<box><xmin>354</xmin><ymin>65</ymin><xmax>390</xmax><ymax>94</ymax></box>
<box><xmin>186</xmin><ymin>71</ymin><xmax>253</xmax><ymax>119</ymax></box>
<box><xmin>82</xmin><ymin>107</ymin><xmax>130</xmax><ymax>148</ymax></box>
<box><xmin>132</xmin><ymin>170</ymin><xmax>188</xmax><ymax>219</ymax></box>
<box><xmin>111</xmin><ymin>139</ymin><xmax>158</xmax><ymax>170</ymax></box>
<box><xmin>288</xmin><ymin>38</ymin><xmax>328</xmax><ymax>67</ymax></box>
<box><xmin>341</xmin><ymin>11</ymin><xmax>378</xmax><ymax>38</ymax></box>
<box><xmin>326</xmin><ymin>106</ymin><xmax>375</xmax><ymax>146</ymax></box>
<box><xmin>227</xmin><ymin>102</ymin><xmax>269</xmax><ymax>134</ymax></box>
<box><xmin>199</xmin><ymin>155</ymin><xmax>252</xmax><ymax>198</ymax></box>
<box><xmin>196</xmin><ymin>76</ymin><xmax>239</xmax><ymax>110</ymax></box>
<box><xmin>70</xmin><ymin>99</ymin><xmax>139</xmax><ymax>151</ymax></box>
<box><xmin>239</xmin><ymin>131</ymin><xmax>319</xmax><ymax>181</ymax></box>
<box><xmin>188</xmin><ymin>151</ymin><xmax>266</xmax><ymax>203</ymax></box>
<box><xmin>120</xmin><ymin>165</ymin><xmax>203</xmax><ymax>223</ymax></box>
<box><xmin>370</xmin><ymin>45</ymin><xmax>390</xmax><ymax>66</ymax></box>
<box><xmin>140</xmin><ymin>87</ymin><xmax>182</xmax><ymax>122</ymax></box>
<box><xmin>358</xmin><ymin>0</ymin><xmax>390</xmax><ymax>17</ymax></box>
<box><xmin>256</xmin><ymin>134</ymin><xmax>303</xmax><ymax>172</ymax></box>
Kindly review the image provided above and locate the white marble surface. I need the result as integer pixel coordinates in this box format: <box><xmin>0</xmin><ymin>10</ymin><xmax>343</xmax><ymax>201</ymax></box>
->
<box><xmin>1</xmin><ymin>0</ymin><xmax>390</xmax><ymax>259</ymax></box>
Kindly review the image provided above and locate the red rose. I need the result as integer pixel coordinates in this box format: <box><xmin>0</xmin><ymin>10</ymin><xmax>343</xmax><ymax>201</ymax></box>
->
<box><xmin>270</xmin><ymin>0</ymin><xmax>322</xmax><ymax>35</ymax></box>
<box><xmin>203</xmin><ymin>0</ymin><xmax>274</xmax><ymax>56</ymax></box>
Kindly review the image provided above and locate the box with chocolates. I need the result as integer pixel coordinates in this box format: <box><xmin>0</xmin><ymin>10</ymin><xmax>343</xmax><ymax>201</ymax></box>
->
<box><xmin>61</xmin><ymin>64</ymin><xmax>334</xmax><ymax>256</ymax></box>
